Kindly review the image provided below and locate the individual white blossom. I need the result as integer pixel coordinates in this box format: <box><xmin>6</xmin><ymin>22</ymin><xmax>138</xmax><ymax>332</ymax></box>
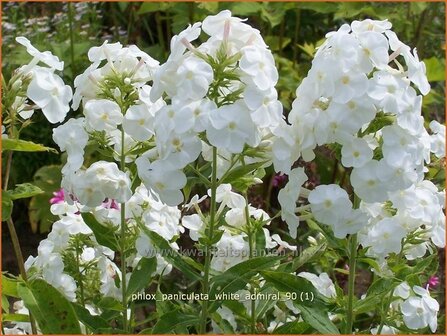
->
<box><xmin>298</xmin><ymin>272</ymin><xmax>336</xmax><ymax>298</ymax></box>
<box><xmin>27</xmin><ymin>67</ymin><xmax>72</xmax><ymax>123</ymax></box>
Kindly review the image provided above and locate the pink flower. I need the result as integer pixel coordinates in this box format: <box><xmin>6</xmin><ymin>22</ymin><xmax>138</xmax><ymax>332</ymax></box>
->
<box><xmin>272</xmin><ymin>174</ymin><xmax>287</xmax><ymax>187</ymax></box>
<box><xmin>426</xmin><ymin>275</ymin><xmax>440</xmax><ymax>289</ymax></box>
<box><xmin>102</xmin><ymin>198</ymin><xmax>120</xmax><ymax>210</ymax></box>
<box><xmin>49</xmin><ymin>188</ymin><xmax>65</xmax><ymax>204</ymax></box>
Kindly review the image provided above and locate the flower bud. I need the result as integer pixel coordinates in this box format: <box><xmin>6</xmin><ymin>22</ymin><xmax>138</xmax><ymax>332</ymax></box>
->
<box><xmin>307</xmin><ymin>236</ymin><xmax>318</xmax><ymax>245</ymax></box>
<box><xmin>113</xmin><ymin>88</ymin><xmax>121</xmax><ymax>99</ymax></box>
<box><xmin>11</xmin><ymin>79</ymin><xmax>23</xmax><ymax>91</ymax></box>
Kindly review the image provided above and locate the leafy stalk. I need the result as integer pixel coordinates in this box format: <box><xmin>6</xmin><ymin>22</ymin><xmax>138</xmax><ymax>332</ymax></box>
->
<box><xmin>244</xmin><ymin>192</ymin><xmax>256</xmax><ymax>334</ymax></box>
<box><xmin>67</xmin><ymin>3</ymin><xmax>76</xmax><ymax>80</ymax></box>
<box><xmin>120</xmin><ymin>126</ymin><xmax>128</xmax><ymax>332</ymax></box>
<box><xmin>2</xmin><ymin>97</ymin><xmax>38</xmax><ymax>334</ymax></box>
<box><xmin>376</xmin><ymin>247</ymin><xmax>405</xmax><ymax>333</ymax></box>
<box><xmin>345</xmin><ymin>233</ymin><xmax>357</xmax><ymax>334</ymax></box>
<box><xmin>199</xmin><ymin>146</ymin><xmax>218</xmax><ymax>334</ymax></box>
<box><xmin>345</xmin><ymin>194</ymin><xmax>360</xmax><ymax>333</ymax></box>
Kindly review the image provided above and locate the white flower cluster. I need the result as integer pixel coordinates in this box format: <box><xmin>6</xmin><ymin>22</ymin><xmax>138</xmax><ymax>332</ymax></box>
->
<box><xmin>136</xmin><ymin>9</ymin><xmax>283</xmax><ymax>206</ymax></box>
<box><xmin>276</xmin><ymin>19</ymin><xmax>445</xmax><ymax>254</ymax></box>
<box><xmin>394</xmin><ymin>282</ymin><xmax>440</xmax><ymax>332</ymax></box>
<box><xmin>274</xmin><ymin>19</ymin><xmax>444</xmax><ymax>332</ymax></box>
<box><xmin>24</xmin><ymin>183</ymin><xmax>180</xmax><ymax>308</ymax></box>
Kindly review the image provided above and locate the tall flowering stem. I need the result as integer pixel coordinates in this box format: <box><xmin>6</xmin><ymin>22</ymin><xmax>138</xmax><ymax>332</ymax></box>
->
<box><xmin>345</xmin><ymin>194</ymin><xmax>360</xmax><ymax>333</ymax></box>
<box><xmin>244</xmin><ymin>192</ymin><xmax>256</xmax><ymax>334</ymax></box>
<box><xmin>2</xmin><ymin>97</ymin><xmax>38</xmax><ymax>335</ymax></box>
<box><xmin>346</xmin><ymin>233</ymin><xmax>357</xmax><ymax>333</ymax></box>
<box><xmin>120</xmin><ymin>126</ymin><xmax>128</xmax><ymax>332</ymax></box>
<box><xmin>199</xmin><ymin>146</ymin><xmax>218</xmax><ymax>333</ymax></box>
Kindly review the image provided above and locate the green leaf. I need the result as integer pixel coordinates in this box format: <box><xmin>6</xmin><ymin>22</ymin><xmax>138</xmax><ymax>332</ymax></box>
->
<box><xmin>127</xmin><ymin>257</ymin><xmax>157</xmax><ymax>296</ymax></box>
<box><xmin>71</xmin><ymin>303</ymin><xmax>110</xmax><ymax>332</ymax></box>
<box><xmin>197</xmin><ymin>2</ymin><xmax>219</xmax><ymax>13</ymax></box>
<box><xmin>260</xmin><ymin>3</ymin><xmax>287</xmax><ymax>28</ymax></box>
<box><xmin>334</xmin><ymin>2</ymin><xmax>377</xmax><ymax>20</ymax></box>
<box><xmin>81</xmin><ymin>213</ymin><xmax>119</xmax><ymax>250</ymax></box>
<box><xmin>137</xmin><ymin>2</ymin><xmax>172</xmax><ymax>15</ymax></box>
<box><xmin>296</xmin><ymin>2</ymin><xmax>338</xmax><ymax>13</ymax></box>
<box><xmin>2</xmin><ymin>274</ymin><xmax>20</xmax><ymax>297</ymax></box>
<box><xmin>261</xmin><ymin>271</ymin><xmax>339</xmax><ymax>333</ymax></box>
<box><xmin>96</xmin><ymin>297</ymin><xmax>123</xmax><ymax>312</ymax></box>
<box><xmin>298</xmin><ymin>42</ymin><xmax>318</xmax><ymax>57</ymax></box>
<box><xmin>2</xmin><ymin>313</ymin><xmax>30</xmax><ymax>322</ymax></box>
<box><xmin>2</xmin><ymin>138</ymin><xmax>57</xmax><ymax>153</ymax></box>
<box><xmin>152</xmin><ymin>310</ymin><xmax>199</xmax><ymax>334</ymax></box>
<box><xmin>2</xmin><ymin>295</ymin><xmax>9</xmax><ymax>312</ymax></box>
<box><xmin>143</xmin><ymin>229</ymin><xmax>201</xmax><ymax>281</ymax></box>
<box><xmin>255</xmin><ymin>285</ymin><xmax>279</xmax><ymax>319</ymax></box>
<box><xmin>209</xmin><ymin>256</ymin><xmax>282</xmax><ymax>313</ymax></box>
<box><xmin>220</xmin><ymin>161</ymin><xmax>268</xmax><ymax>186</ymax></box>
<box><xmin>298</xmin><ymin>305</ymin><xmax>340</xmax><ymax>334</ymax></box>
<box><xmin>265</xmin><ymin>36</ymin><xmax>292</xmax><ymax>51</ymax></box>
<box><xmin>362</xmin><ymin>112</ymin><xmax>395</xmax><ymax>135</ymax></box>
<box><xmin>260</xmin><ymin>271</ymin><xmax>321</xmax><ymax>307</ymax></box>
<box><xmin>2</xmin><ymin>191</ymin><xmax>13</xmax><ymax>221</ymax></box>
<box><xmin>9</xmin><ymin>183</ymin><xmax>43</xmax><ymax>200</ymax></box>
<box><xmin>367</xmin><ymin>278</ymin><xmax>394</xmax><ymax>296</ymax></box>
<box><xmin>17</xmin><ymin>279</ymin><xmax>82</xmax><ymax>334</ymax></box>
<box><xmin>353</xmin><ymin>278</ymin><xmax>394</xmax><ymax>314</ymax></box>
<box><xmin>230</xmin><ymin>2</ymin><xmax>263</xmax><ymax>15</ymax></box>
<box><xmin>273</xmin><ymin>320</ymin><xmax>311</xmax><ymax>334</ymax></box>
<box><xmin>424</xmin><ymin>57</ymin><xmax>445</xmax><ymax>82</ymax></box>
<box><xmin>291</xmin><ymin>241</ymin><xmax>327</xmax><ymax>271</ymax></box>
<box><xmin>411</xmin><ymin>253</ymin><xmax>437</xmax><ymax>275</ymax></box>
<box><xmin>29</xmin><ymin>165</ymin><xmax>62</xmax><ymax>233</ymax></box>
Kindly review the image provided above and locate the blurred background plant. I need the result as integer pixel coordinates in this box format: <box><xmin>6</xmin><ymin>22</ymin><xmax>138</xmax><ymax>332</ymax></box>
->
<box><xmin>2</xmin><ymin>1</ymin><xmax>445</xmax><ymax>332</ymax></box>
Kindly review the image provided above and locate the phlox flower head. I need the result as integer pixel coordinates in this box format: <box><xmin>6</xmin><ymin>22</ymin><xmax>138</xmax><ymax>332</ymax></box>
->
<box><xmin>400</xmin><ymin>286</ymin><xmax>439</xmax><ymax>332</ymax></box>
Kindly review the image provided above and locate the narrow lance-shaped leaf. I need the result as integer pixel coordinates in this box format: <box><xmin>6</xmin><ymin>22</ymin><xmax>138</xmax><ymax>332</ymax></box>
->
<box><xmin>81</xmin><ymin>213</ymin><xmax>120</xmax><ymax>250</ymax></box>
<box><xmin>17</xmin><ymin>279</ymin><xmax>82</xmax><ymax>334</ymax></box>
<box><xmin>151</xmin><ymin>310</ymin><xmax>199</xmax><ymax>334</ymax></box>
<box><xmin>261</xmin><ymin>271</ymin><xmax>340</xmax><ymax>334</ymax></box>
<box><xmin>2</xmin><ymin>191</ymin><xmax>13</xmax><ymax>221</ymax></box>
<box><xmin>126</xmin><ymin>257</ymin><xmax>157</xmax><ymax>296</ymax></box>
<box><xmin>208</xmin><ymin>255</ymin><xmax>282</xmax><ymax>313</ymax></box>
<box><xmin>2</xmin><ymin>138</ymin><xmax>57</xmax><ymax>153</ymax></box>
<box><xmin>9</xmin><ymin>183</ymin><xmax>43</xmax><ymax>200</ymax></box>
<box><xmin>142</xmin><ymin>229</ymin><xmax>201</xmax><ymax>281</ymax></box>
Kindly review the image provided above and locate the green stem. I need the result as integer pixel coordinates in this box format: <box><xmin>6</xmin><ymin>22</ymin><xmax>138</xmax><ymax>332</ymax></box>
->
<box><xmin>3</xmin><ymin>151</ymin><xmax>13</xmax><ymax>191</ymax></box>
<box><xmin>3</xmin><ymin>154</ymin><xmax>38</xmax><ymax>334</ymax></box>
<box><xmin>244</xmin><ymin>193</ymin><xmax>256</xmax><ymax>334</ymax></box>
<box><xmin>292</xmin><ymin>8</ymin><xmax>301</xmax><ymax>69</ymax></box>
<box><xmin>120</xmin><ymin>127</ymin><xmax>128</xmax><ymax>332</ymax></box>
<box><xmin>67</xmin><ymin>3</ymin><xmax>76</xmax><ymax>80</ymax></box>
<box><xmin>155</xmin><ymin>12</ymin><xmax>166</xmax><ymax>57</ymax></box>
<box><xmin>75</xmin><ymin>240</ymin><xmax>86</xmax><ymax>307</ymax></box>
<box><xmin>5</xmin><ymin>218</ymin><xmax>27</xmax><ymax>282</ymax></box>
<box><xmin>346</xmin><ymin>194</ymin><xmax>360</xmax><ymax>334</ymax></box>
<box><xmin>345</xmin><ymin>233</ymin><xmax>357</xmax><ymax>334</ymax></box>
<box><xmin>199</xmin><ymin>147</ymin><xmax>218</xmax><ymax>334</ymax></box>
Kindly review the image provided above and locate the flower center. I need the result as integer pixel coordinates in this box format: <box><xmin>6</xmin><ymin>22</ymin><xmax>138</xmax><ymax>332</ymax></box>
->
<box><xmin>155</xmin><ymin>182</ymin><xmax>165</xmax><ymax>191</ymax></box>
